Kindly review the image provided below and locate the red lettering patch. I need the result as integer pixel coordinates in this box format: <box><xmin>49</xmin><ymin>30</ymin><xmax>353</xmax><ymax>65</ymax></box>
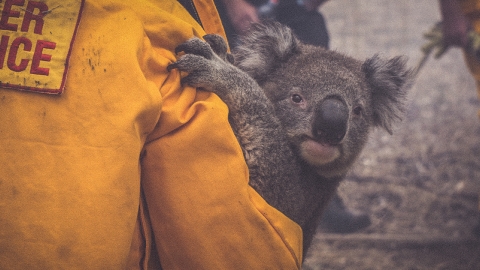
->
<box><xmin>0</xmin><ymin>0</ymin><xmax>84</xmax><ymax>94</ymax></box>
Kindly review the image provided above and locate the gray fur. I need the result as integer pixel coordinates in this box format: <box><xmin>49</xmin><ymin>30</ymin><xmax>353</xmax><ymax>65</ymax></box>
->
<box><xmin>168</xmin><ymin>21</ymin><xmax>412</xmax><ymax>255</ymax></box>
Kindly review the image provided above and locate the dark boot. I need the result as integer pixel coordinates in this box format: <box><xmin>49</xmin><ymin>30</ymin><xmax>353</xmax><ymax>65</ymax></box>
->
<box><xmin>318</xmin><ymin>193</ymin><xmax>371</xmax><ymax>233</ymax></box>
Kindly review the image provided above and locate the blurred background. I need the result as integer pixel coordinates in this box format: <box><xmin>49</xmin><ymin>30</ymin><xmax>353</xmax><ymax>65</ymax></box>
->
<box><xmin>304</xmin><ymin>1</ymin><xmax>480</xmax><ymax>269</ymax></box>
<box><xmin>215</xmin><ymin>0</ymin><xmax>480</xmax><ymax>268</ymax></box>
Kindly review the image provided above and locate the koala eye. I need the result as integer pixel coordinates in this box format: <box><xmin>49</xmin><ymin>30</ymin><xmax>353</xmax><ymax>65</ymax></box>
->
<box><xmin>291</xmin><ymin>94</ymin><xmax>303</xmax><ymax>103</ymax></box>
<box><xmin>353</xmin><ymin>106</ymin><xmax>363</xmax><ymax>116</ymax></box>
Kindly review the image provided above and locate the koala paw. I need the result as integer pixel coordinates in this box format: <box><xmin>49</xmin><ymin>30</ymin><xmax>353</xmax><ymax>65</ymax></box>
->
<box><xmin>203</xmin><ymin>34</ymin><xmax>234</xmax><ymax>64</ymax></box>
<box><xmin>168</xmin><ymin>34</ymin><xmax>232</xmax><ymax>67</ymax></box>
<box><xmin>173</xmin><ymin>36</ymin><xmax>214</xmax><ymax>60</ymax></box>
<box><xmin>167</xmin><ymin>36</ymin><xmax>235</xmax><ymax>93</ymax></box>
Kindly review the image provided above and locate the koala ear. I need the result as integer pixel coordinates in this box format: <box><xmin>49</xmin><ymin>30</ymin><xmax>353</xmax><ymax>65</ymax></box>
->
<box><xmin>362</xmin><ymin>55</ymin><xmax>412</xmax><ymax>134</ymax></box>
<box><xmin>233</xmin><ymin>20</ymin><xmax>300</xmax><ymax>83</ymax></box>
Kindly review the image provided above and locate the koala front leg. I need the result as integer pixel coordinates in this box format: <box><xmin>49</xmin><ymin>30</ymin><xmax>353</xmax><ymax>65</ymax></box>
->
<box><xmin>169</xmin><ymin>36</ymin><xmax>306</xmax><ymax>222</ymax></box>
<box><xmin>168</xmin><ymin>36</ymin><xmax>260</xmax><ymax>113</ymax></box>
<box><xmin>167</xmin><ymin>37</ymin><xmax>223</xmax><ymax>90</ymax></box>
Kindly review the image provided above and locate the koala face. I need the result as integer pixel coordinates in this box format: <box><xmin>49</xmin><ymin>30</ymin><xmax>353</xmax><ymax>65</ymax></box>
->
<box><xmin>234</xmin><ymin>22</ymin><xmax>411</xmax><ymax>178</ymax></box>
<box><xmin>260</xmin><ymin>49</ymin><xmax>372</xmax><ymax>177</ymax></box>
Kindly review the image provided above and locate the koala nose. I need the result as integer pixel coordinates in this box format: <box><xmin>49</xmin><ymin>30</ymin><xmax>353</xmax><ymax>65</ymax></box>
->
<box><xmin>313</xmin><ymin>97</ymin><xmax>348</xmax><ymax>145</ymax></box>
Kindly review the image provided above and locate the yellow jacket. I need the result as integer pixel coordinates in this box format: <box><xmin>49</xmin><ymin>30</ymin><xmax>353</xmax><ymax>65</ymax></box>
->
<box><xmin>0</xmin><ymin>0</ymin><xmax>302</xmax><ymax>269</ymax></box>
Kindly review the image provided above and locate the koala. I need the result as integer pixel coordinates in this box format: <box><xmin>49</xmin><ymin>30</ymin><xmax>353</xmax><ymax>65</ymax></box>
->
<box><xmin>168</xmin><ymin>21</ymin><xmax>412</xmax><ymax>255</ymax></box>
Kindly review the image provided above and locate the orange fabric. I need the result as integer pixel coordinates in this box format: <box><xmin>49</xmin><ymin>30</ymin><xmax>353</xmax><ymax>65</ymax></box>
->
<box><xmin>457</xmin><ymin>1</ymin><xmax>480</xmax><ymax>209</ymax></box>
<box><xmin>458</xmin><ymin>0</ymin><xmax>480</xmax><ymax>16</ymax></box>
<box><xmin>462</xmin><ymin>50</ymin><xmax>480</xmax><ymax>119</ymax></box>
<box><xmin>456</xmin><ymin>0</ymin><xmax>480</xmax><ymax>119</ymax></box>
<box><xmin>140</xmin><ymin>1</ymin><xmax>303</xmax><ymax>268</ymax></box>
<box><xmin>0</xmin><ymin>0</ymin><xmax>303</xmax><ymax>269</ymax></box>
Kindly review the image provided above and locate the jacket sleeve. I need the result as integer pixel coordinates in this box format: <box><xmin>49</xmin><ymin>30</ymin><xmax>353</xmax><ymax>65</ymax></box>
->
<box><xmin>138</xmin><ymin>0</ymin><xmax>304</xmax><ymax>269</ymax></box>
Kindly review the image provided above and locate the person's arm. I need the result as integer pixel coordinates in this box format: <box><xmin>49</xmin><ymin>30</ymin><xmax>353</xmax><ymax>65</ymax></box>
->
<box><xmin>138</xmin><ymin>1</ymin><xmax>303</xmax><ymax>269</ymax></box>
<box><xmin>221</xmin><ymin>0</ymin><xmax>260</xmax><ymax>35</ymax></box>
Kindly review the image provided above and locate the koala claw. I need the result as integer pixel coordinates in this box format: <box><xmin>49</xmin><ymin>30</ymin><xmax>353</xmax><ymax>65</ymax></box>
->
<box><xmin>174</xmin><ymin>37</ymin><xmax>214</xmax><ymax>59</ymax></box>
<box><xmin>203</xmin><ymin>34</ymin><xmax>234</xmax><ymax>64</ymax></box>
<box><xmin>168</xmin><ymin>54</ymin><xmax>209</xmax><ymax>74</ymax></box>
<box><xmin>166</xmin><ymin>62</ymin><xmax>178</xmax><ymax>72</ymax></box>
<box><xmin>203</xmin><ymin>34</ymin><xmax>227</xmax><ymax>54</ymax></box>
<box><xmin>167</xmin><ymin>53</ymin><xmax>218</xmax><ymax>92</ymax></box>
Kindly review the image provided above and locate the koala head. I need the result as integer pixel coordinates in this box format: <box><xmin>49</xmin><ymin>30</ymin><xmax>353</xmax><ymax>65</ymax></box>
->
<box><xmin>234</xmin><ymin>22</ymin><xmax>412</xmax><ymax>178</ymax></box>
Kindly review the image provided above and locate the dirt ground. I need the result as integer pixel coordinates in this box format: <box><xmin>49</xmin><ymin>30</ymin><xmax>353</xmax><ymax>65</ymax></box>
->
<box><xmin>303</xmin><ymin>1</ymin><xmax>480</xmax><ymax>269</ymax></box>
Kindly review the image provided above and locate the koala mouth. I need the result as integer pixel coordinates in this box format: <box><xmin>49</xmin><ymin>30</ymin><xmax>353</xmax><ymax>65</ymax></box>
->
<box><xmin>300</xmin><ymin>137</ymin><xmax>341</xmax><ymax>166</ymax></box>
